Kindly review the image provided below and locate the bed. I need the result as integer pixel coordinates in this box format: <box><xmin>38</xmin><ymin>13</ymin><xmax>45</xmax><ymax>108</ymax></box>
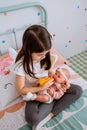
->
<box><xmin>0</xmin><ymin>2</ymin><xmax>87</xmax><ymax>130</ymax></box>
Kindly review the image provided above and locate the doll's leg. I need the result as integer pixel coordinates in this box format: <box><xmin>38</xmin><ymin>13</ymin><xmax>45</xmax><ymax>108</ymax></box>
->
<box><xmin>47</xmin><ymin>85</ymin><xmax>57</xmax><ymax>97</ymax></box>
<box><xmin>47</xmin><ymin>88</ymin><xmax>54</xmax><ymax>97</ymax></box>
<box><xmin>23</xmin><ymin>92</ymin><xmax>51</xmax><ymax>103</ymax></box>
<box><xmin>52</xmin><ymin>83</ymin><xmax>82</xmax><ymax>116</ymax></box>
<box><xmin>22</xmin><ymin>92</ymin><xmax>36</xmax><ymax>101</ymax></box>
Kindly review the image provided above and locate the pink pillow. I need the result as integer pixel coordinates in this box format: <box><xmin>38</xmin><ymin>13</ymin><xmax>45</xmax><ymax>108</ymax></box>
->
<box><xmin>50</xmin><ymin>48</ymin><xmax>70</xmax><ymax>68</ymax></box>
<box><xmin>0</xmin><ymin>56</ymin><xmax>13</xmax><ymax>75</ymax></box>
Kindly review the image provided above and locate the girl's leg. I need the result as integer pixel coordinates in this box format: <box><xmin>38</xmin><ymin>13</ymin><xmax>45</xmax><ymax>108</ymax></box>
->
<box><xmin>25</xmin><ymin>84</ymin><xmax>82</xmax><ymax>129</ymax></box>
<box><xmin>52</xmin><ymin>83</ymin><xmax>82</xmax><ymax>115</ymax></box>
<box><xmin>25</xmin><ymin>100</ymin><xmax>55</xmax><ymax>126</ymax></box>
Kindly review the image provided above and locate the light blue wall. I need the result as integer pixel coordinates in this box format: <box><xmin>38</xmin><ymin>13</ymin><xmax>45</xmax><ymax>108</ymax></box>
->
<box><xmin>0</xmin><ymin>0</ymin><xmax>87</xmax><ymax>58</ymax></box>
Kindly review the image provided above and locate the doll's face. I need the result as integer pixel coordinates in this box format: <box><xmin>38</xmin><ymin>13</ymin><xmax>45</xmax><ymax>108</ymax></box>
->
<box><xmin>53</xmin><ymin>70</ymin><xmax>66</xmax><ymax>83</ymax></box>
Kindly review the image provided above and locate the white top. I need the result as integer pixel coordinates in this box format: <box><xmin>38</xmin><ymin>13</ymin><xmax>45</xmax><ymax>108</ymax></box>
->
<box><xmin>13</xmin><ymin>54</ymin><xmax>58</xmax><ymax>87</ymax></box>
<box><xmin>14</xmin><ymin>58</ymin><xmax>48</xmax><ymax>87</ymax></box>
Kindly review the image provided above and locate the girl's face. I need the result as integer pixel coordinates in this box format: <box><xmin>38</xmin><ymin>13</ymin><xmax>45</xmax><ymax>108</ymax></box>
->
<box><xmin>32</xmin><ymin>50</ymin><xmax>50</xmax><ymax>63</ymax></box>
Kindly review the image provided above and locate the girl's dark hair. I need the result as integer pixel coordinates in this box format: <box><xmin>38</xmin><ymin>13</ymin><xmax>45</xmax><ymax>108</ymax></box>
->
<box><xmin>15</xmin><ymin>25</ymin><xmax>52</xmax><ymax>78</ymax></box>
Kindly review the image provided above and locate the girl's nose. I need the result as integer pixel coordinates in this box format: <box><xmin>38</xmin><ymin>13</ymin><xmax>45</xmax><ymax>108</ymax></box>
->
<box><xmin>42</xmin><ymin>55</ymin><xmax>45</xmax><ymax>59</ymax></box>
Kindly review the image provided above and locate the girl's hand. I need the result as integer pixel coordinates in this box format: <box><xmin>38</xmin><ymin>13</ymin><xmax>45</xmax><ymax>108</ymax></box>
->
<box><xmin>48</xmin><ymin>70</ymin><xmax>55</xmax><ymax>78</ymax></box>
<box><xmin>40</xmin><ymin>78</ymin><xmax>54</xmax><ymax>91</ymax></box>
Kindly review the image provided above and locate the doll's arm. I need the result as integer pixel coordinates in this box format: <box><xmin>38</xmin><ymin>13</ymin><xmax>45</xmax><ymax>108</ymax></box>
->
<box><xmin>61</xmin><ymin>81</ymin><xmax>71</xmax><ymax>92</ymax></box>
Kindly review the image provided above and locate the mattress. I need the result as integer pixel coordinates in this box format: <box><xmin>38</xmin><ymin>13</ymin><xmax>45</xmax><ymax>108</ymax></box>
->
<box><xmin>0</xmin><ymin>49</ymin><xmax>87</xmax><ymax>130</ymax></box>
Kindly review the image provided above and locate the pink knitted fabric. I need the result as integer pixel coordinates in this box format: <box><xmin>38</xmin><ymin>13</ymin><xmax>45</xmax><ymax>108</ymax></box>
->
<box><xmin>0</xmin><ymin>57</ymin><xmax>13</xmax><ymax>74</ymax></box>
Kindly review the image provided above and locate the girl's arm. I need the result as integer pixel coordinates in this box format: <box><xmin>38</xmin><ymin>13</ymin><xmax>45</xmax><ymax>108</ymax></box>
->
<box><xmin>48</xmin><ymin>69</ymin><xmax>55</xmax><ymax>77</ymax></box>
<box><xmin>15</xmin><ymin>75</ymin><xmax>54</xmax><ymax>95</ymax></box>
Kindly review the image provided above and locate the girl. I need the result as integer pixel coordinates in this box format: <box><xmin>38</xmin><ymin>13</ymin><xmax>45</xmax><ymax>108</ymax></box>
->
<box><xmin>14</xmin><ymin>25</ymin><xmax>82</xmax><ymax>130</ymax></box>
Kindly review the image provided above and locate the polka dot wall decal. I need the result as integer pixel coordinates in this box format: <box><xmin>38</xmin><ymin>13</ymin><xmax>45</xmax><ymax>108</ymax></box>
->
<box><xmin>53</xmin><ymin>34</ymin><xmax>55</xmax><ymax>37</ymax></box>
<box><xmin>3</xmin><ymin>12</ymin><xmax>7</xmax><ymax>16</ymax></box>
<box><xmin>69</xmin><ymin>40</ymin><xmax>71</xmax><ymax>43</ymax></box>
<box><xmin>2</xmin><ymin>40</ymin><xmax>6</xmax><ymax>44</ymax></box>
<box><xmin>77</xmin><ymin>5</ymin><xmax>80</xmax><ymax>9</ymax></box>
<box><xmin>84</xmin><ymin>8</ymin><xmax>87</xmax><ymax>11</ymax></box>
<box><xmin>65</xmin><ymin>45</ymin><xmax>68</xmax><ymax>47</ymax></box>
<box><xmin>85</xmin><ymin>40</ymin><xmax>87</xmax><ymax>42</ymax></box>
<box><xmin>37</xmin><ymin>12</ymin><xmax>40</xmax><ymax>16</ymax></box>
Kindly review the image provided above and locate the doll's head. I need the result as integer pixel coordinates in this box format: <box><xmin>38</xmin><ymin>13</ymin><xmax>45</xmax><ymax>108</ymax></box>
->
<box><xmin>53</xmin><ymin>68</ymin><xmax>71</xmax><ymax>84</ymax></box>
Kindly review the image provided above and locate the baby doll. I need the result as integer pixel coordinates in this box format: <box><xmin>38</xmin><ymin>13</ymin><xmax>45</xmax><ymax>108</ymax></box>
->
<box><xmin>47</xmin><ymin>68</ymin><xmax>71</xmax><ymax>101</ymax></box>
<box><xmin>23</xmin><ymin>68</ymin><xmax>71</xmax><ymax>103</ymax></box>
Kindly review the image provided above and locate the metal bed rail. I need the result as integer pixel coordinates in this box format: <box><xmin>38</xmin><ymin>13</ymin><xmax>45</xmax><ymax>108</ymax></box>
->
<box><xmin>0</xmin><ymin>2</ymin><xmax>48</xmax><ymax>55</ymax></box>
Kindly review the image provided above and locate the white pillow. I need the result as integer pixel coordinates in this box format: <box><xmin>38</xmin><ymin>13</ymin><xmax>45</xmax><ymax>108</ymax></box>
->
<box><xmin>0</xmin><ymin>67</ymin><xmax>19</xmax><ymax>110</ymax></box>
<box><xmin>0</xmin><ymin>49</ymin><xmax>19</xmax><ymax>110</ymax></box>
<box><xmin>9</xmin><ymin>47</ymin><xmax>17</xmax><ymax>61</ymax></box>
